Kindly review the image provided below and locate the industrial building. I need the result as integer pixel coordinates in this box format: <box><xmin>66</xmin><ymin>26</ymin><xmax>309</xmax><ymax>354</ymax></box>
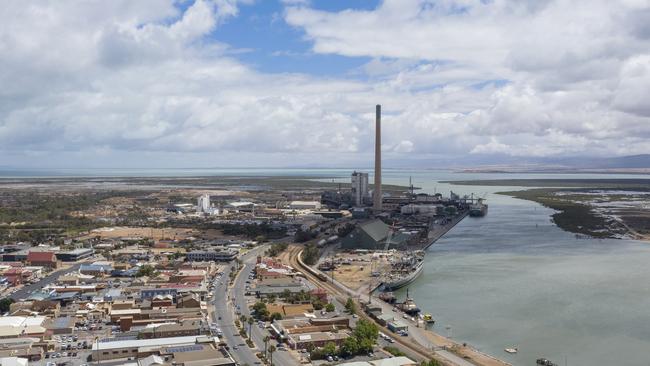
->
<box><xmin>351</xmin><ymin>171</ymin><xmax>369</xmax><ymax>207</ymax></box>
<box><xmin>91</xmin><ymin>335</ymin><xmax>217</xmax><ymax>361</ymax></box>
<box><xmin>341</xmin><ymin>219</ymin><xmax>415</xmax><ymax>250</ymax></box>
<box><xmin>197</xmin><ymin>194</ymin><xmax>210</xmax><ymax>213</ymax></box>
<box><xmin>55</xmin><ymin>248</ymin><xmax>94</xmax><ymax>262</ymax></box>
<box><xmin>288</xmin><ymin>201</ymin><xmax>322</xmax><ymax>210</ymax></box>
<box><xmin>186</xmin><ymin>249</ymin><xmax>238</xmax><ymax>262</ymax></box>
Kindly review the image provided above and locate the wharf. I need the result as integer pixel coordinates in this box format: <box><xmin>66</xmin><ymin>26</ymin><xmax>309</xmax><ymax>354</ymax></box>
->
<box><xmin>291</xmin><ymin>247</ymin><xmax>512</xmax><ymax>366</ymax></box>
<box><xmin>415</xmin><ymin>210</ymin><xmax>470</xmax><ymax>251</ymax></box>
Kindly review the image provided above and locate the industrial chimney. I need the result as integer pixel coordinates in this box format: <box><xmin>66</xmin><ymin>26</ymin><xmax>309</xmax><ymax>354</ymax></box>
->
<box><xmin>373</xmin><ymin>104</ymin><xmax>382</xmax><ymax>211</ymax></box>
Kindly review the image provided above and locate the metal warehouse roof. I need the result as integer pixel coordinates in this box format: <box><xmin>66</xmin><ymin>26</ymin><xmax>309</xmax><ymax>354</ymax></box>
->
<box><xmin>92</xmin><ymin>335</ymin><xmax>216</xmax><ymax>351</ymax></box>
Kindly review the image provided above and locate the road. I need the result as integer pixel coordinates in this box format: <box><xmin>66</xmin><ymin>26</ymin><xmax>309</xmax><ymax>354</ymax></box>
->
<box><xmin>231</xmin><ymin>248</ymin><xmax>301</xmax><ymax>366</ymax></box>
<box><xmin>211</xmin><ymin>245</ymin><xmax>300</xmax><ymax>366</ymax></box>
<box><xmin>10</xmin><ymin>263</ymin><xmax>83</xmax><ymax>301</ymax></box>
<box><xmin>211</xmin><ymin>260</ymin><xmax>260</xmax><ymax>366</ymax></box>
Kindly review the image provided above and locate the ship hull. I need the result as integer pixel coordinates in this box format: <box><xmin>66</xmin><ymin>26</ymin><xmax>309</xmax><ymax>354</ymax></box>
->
<box><xmin>382</xmin><ymin>262</ymin><xmax>424</xmax><ymax>291</ymax></box>
<box><xmin>469</xmin><ymin>204</ymin><xmax>488</xmax><ymax>217</ymax></box>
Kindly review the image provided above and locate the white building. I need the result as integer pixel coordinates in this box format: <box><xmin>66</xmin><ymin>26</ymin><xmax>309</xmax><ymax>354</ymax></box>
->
<box><xmin>0</xmin><ymin>317</ymin><xmax>47</xmax><ymax>338</ymax></box>
<box><xmin>288</xmin><ymin>201</ymin><xmax>322</xmax><ymax>210</ymax></box>
<box><xmin>197</xmin><ymin>194</ymin><xmax>210</xmax><ymax>213</ymax></box>
<box><xmin>351</xmin><ymin>171</ymin><xmax>369</xmax><ymax>207</ymax></box>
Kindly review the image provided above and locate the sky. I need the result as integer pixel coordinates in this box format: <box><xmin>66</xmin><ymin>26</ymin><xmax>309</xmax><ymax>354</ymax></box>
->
<box><xmin>1</xmin><ymin>0</ymin><xmax>649</xmax><ymax>169</ymax></box>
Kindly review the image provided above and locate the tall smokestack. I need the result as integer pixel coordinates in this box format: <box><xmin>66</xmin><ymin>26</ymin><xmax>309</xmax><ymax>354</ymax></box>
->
<box><xmin>373</xmin><ymin>104</ymin><xmax>382</xmax><ymax>211</ymax></box>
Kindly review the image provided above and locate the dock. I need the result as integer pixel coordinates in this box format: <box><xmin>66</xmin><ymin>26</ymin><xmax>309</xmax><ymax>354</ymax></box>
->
<box><xmin>414</xmin><ymin>210</ymin><xmax>470</xmax><ymax>251</ymax></box>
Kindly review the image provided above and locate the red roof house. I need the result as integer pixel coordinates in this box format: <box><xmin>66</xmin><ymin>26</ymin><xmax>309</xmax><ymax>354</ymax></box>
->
<box><xmin>27</xmin><ymin>251</ymin><xmax>58</xmax><ymax>268</ymax></box>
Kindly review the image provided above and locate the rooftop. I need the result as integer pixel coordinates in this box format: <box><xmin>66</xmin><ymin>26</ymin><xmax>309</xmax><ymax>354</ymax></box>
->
<box><xmin>93</xmin><ymin>335</ymin><xmax>216</xmax><ymax>351</ymax></box>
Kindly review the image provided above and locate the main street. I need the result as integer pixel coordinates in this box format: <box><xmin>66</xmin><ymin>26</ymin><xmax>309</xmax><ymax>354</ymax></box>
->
<box><xmin>9</xmin><ymin>263</ymin><xmax>83</xmax><ymax>301</ymax></box>
<box><xmin>211</xmin><ymin>244</ymin><xmax>300</xmax><ymax>366</ymax></box>
<box><xmin>231</xmin><ymin>247</ymin><xmax>300</xmax><ymax>366</ymax></box>
<box><xmin>211</xmin><ymin>260</ymin><xmax>260</xmax><ymax>366</ymax></box>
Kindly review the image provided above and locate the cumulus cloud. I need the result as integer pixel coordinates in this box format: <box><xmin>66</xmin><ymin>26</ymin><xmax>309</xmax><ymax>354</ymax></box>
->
<box><xmin>284</xmin><ymin>0</ymin><xmax>650</xmax><ymax>159</ymax></box>
<box><xmin>0</xmin><ymin>0</ymin><xmax>649</xmax><ymax>168</ymax></box>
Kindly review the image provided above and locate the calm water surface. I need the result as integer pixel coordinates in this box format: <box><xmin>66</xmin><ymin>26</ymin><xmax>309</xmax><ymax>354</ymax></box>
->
<box><xmin>387</xmin><ymin>171</ymin><xmax>650</xmax><ymax>366</ymax></box>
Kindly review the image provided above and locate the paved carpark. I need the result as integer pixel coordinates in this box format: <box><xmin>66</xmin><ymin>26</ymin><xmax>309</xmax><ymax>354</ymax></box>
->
<box><xmin>36</xmin><ymin>324</ymin><xmax>110</xmax><ymax>366</ymax></box>
<box><xmin>34</xmin><ymin>349</ymin><xmax>92</xmax><ymax>366</ymax></box>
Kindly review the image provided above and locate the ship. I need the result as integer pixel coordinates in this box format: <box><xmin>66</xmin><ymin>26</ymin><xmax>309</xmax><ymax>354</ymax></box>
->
<box><xmin>469</xmin><ymin>198</ymin><xmax>488</xmax><ymax>217</ymax></box>
<box><xmin>381</xmin><ymin>251</ymin><xmax>425</xmax><ymax>291</ymax></box>
<box><xmin>396</xmin><ymin>288</ymin><xmax>420</xmax><ymax>315</ymax></box>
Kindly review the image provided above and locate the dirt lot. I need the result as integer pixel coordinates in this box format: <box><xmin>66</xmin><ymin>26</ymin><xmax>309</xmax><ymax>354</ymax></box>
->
<box><xmin>81</xmin><ymin>226</ymin><xmax>197</xmax><ymax>241</ymax></box>
<box><xmin>330</xmin><ymin>252</ymin><xmax>392</xmax><ymax>291</ymax></box>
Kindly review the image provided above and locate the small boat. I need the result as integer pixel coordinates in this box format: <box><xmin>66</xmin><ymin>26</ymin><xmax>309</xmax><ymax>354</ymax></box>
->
<box><xmin>423</xmin><ymin>314</ymin><xmax>435</xmax><ymax>324</ymax></box>
<box><xmin>504</xmin><ymin>348</ymin><xmax>518</xmax><ymax>354</ymax></box>
<box><xmin>396</xmin><ymin>288</ymin><xmax>420</xmax><ymax>315</ymax></box>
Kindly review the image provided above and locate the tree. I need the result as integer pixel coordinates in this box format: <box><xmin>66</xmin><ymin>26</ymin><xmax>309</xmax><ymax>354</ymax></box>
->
<box><xmin>384</xmin><ymin>346</ymin><xmax>405</xmax><ymax>357</ymax></box>
<box><xmin>136</xmin><ymin>265</ymin><xmax>156</xmax><ymax>277</ymax></box>
<box><xmin>252</xmin><ymin>301</ymin><xmax>269</xmax><ymax>320</ymax></box>
<box><xmin>268</xmin><ymin>345</ymin><xmax>276</xmax><ymax>365</ymax></box>
<box><xmin>263</xmin><ymin>336</ymin><xmax>270</xmax><ymax>358</ymax></box>
<box><xmin>345</xmin><ymin>297</ymin><xmax>357</xmax><ymax>314</ymax></box>
<box><xmin>247</xmin><ymin>317</ymin><xmax>254</xmax><ymax>339</ymax></box>
<box><xmin>353</xmin><ymin>320</ymin><xmax>378</xmax><ymax>344</ymax></box>
<box><xmin>421</xmin><ymin>360</ymin><xmax>442</xmax><ymax>366</ymax></box>
<box><xmin>323</xmin><ymin>342</ymin><xmax>337</xmax><ymax>357</ymax></box>
<box><xmin>358</xmin><ymin>337</ymin><xmax>375</xmax><ymax>353</ymax></box>
<box><xmin>281</xmin><ymin>289</ymin><xmax>291</xmax><ymax>300</ymax></box>
<box><xmin>270</xmin><ymin>312</ymin><xmax>283</xmax><ymax>321</ymax></box>
<box><xmin>0</xmin><ymin>298</ymin><xmax>14</xmax><ymax>313</ymax></box>
<box><xmin>301</xmin><ymin>243</ymin><xmax>320</xmax><ymax>265</ymax></box>
<box><xmin>340</xmin><ymin>336</ymin><xmax>359</xmax><ymax>356</ymax></box>
<box><xmin>312</xmin><ymin>299</ymin><xmax>324</xmax><ymax>311</ymax></box>
<box><xmin>266</xmin><ymin>242</ymin><xmax>288</xmax><ymax>257</ymax></box>
<box><xmin>325</xmin><ymin>303</ymin><xmax>336</xmax><ymax>312</ymax></box>
<box><xmin>294</xmin><ymin>229</ymin><xmax>313</xmax><ymax>243</ymax></box>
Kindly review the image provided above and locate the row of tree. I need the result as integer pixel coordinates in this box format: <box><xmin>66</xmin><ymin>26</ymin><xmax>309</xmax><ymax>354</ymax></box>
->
<box><xmin>265</xmin><ymin>242</ymin><xmax>288</xmax><ymax>257</ymax></box>
<box><xmin>251</xmin><ymin>301</ymin><xmax>283</xmax><ymax>322</ymax></box>
<box><xmin>301</xmin><ymin>243</ymin><xmax>319</xmax><ymax>265</ymax></box>
<box><xmin>294</xmin><ymin>229</ymin><xmax>317</xmax><ymax>243</ymax></box>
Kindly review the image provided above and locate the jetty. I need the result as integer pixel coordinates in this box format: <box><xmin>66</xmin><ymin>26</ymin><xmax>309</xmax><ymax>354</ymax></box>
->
<box><xmin>413</xmin><ymin>209</ymin><xmax>470</xmax><ymax>251</ymax></box>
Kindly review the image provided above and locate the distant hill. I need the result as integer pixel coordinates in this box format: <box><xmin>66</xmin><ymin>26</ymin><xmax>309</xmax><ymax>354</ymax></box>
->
<box><xmin>552</xmin><ymin>155</ymin><xmax>650</xmax><ymax>169</ymax></box>
<box><xmin>451</xmin><ymin>154</ymin><xmax>650</xmax><ymax>173</ymax></box>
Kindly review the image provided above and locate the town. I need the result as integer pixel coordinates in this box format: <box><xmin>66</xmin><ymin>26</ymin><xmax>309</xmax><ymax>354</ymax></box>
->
<box><xmin>0</xmin><ymin>106</ymin><xmax>499</xmax><ymax>366</ymax></box>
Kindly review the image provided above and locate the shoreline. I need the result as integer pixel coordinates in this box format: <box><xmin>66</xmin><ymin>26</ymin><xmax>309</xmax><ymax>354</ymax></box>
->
<box><xmin>297</xmin><ymin>248</ymin><xmax>511</xmax><ymax>366</ymax></box>
<box><xmin>442</xmin><ymin>179</ymin><xmax>650</xmax><ymax>241</ymax></box>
